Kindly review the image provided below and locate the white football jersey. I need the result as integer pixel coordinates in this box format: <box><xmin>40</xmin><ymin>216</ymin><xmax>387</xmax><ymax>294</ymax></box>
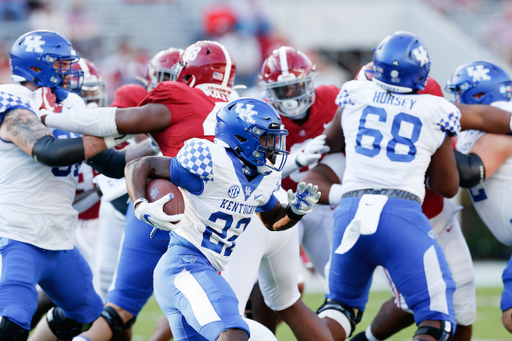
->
<box><xmin>0</xmin><ymin>84</ymin><xmax>87</xmax><ymax>250</ymax></box>
<box><xmin>173</xmin><ymin>138</ymin><xmax>281</xmax><ymax>271</ymax></box>
<box><xmin>456</xmin><ymin>100</ymin><xmax>512</xmax><ymax>246</ymax></box>
<box><xmin>337</xmin><ymin>80</ymin><xmax>461</xmax><ymax>201</ymax></box>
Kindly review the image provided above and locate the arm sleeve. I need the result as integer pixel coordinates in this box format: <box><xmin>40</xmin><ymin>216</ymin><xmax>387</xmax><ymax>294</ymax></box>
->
<box><xmin>32</xmin><ymin>135</ymin><xmax>85</xmax><ymax>167</ymax></box>
<box><xmin>169</xmin><ymin>157</ymin><xmax>204</xmax><ymax>195</ymax></box>
<box><xmin>86</xmin><ymin>149</ymin><xmax>127</xmax><ymax>179</ymax></box>
<box><xmin>454</xmin><ymin>149</ymin><xmax>485</xmax><ymax>188</ymax></box>
<box><xmin>256</xmin><ymin>194</ymin><xmax>278</xmax><ymax>213</ymax></box>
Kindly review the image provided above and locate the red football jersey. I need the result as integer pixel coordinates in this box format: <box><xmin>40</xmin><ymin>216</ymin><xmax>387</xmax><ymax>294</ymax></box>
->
<box><xmin>76</xmin><ymin>164</ymin><xmax>101</xmax><ymax>220</ymax></box>
<box><xmin>141</xmin><ymin>82</ymin><xmax>233</xmax><ymax>157</ymax></box>
<box><xmin>281</xmin><ymin>84</ymin><xmax>340</xmax><ymax>191</ymax></box>
<box><xmin>418</xmin><ymin>77</ymin><xmax>445</xmax><ymax>219</ymax></box>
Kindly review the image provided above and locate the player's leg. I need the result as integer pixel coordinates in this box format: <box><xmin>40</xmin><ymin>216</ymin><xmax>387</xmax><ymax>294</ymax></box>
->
<box><xmin>353</xmin><ymin>208</ymin><xmax>474</xmax><ymax>341</ymax></box>
<box><xmin>154</xmin><ymin>244</ymin><xmax>249</xmax><ymax>341</ymax></box>
<box><xmin>221</xmin><ymin>217</ymin><xmax>270</xmax><ymax>315</ymax></box>
<box><xmin>299</xmin><ymin>204</ymin><xmax>334</xmax><ymax>277</ymax></box>
<box><xmin>32</xmin><ymin>245</ymin><xmax>103</xmax><ymax>341</ymax></box>
<box><xmin>257</xmin><ymin>226</ymin><xmax>333</xmax><ymax>341</ymax></box>
<box><xmin>148</xmin><ymin>316</ymin><xmax>173</xmax><ymax>341</ymax></box>
<box><xmin>382</xmin><ymin>200</ymin><xmax>456</xmax><ymax>341</ymax></box>
<box><xmin>319</xmin><ymin>198</ymin><xmax>374</xmax><ymax>341</ymax></box>
<box><xmin>434</xmin><ymin>215</ymin><xmax>475</xmax><ymax>341</ymax></box>
<box><xmin>93</xmin><ymin>199</ymin><xmax>127</xmax><ymax>300</ymax></box>
<box><xmin>0</xmin><ymin>239</ymin><xmax>43</xmax><ymax>340</ymax></box>
<box><xmin>77</xmin><ymin>205</ymin><xmax>169</xmax><ymax>341</ymax></box>
<box><xmin>501</xmin><ymin>255</ymin><xmax>512</xmax><ymax>333</ymax></box>
<box><xmin>30</xmin><ymin>289</ymin><xmax>56</xmax><ymax>329</ymax></box>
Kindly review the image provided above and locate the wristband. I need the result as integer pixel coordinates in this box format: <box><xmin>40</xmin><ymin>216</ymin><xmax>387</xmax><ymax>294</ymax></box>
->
<box><xmin>509</xmin><ymin>115</ymin><xmax>512</xmax><ymax>133</ymax></box>
<box><xmin>133</xmin><ymin>198</ymin><xmax>148</xmax><ymax>209</ymax></box>
<box><xmin>328</xmin><ymin>184</ymin><xmax>343</xmax><ymax>206</ymax></box>
<box><xmin>286</xmin><ymin>204</ymin><xmax>304</xmax><ymax>222</ymax></box>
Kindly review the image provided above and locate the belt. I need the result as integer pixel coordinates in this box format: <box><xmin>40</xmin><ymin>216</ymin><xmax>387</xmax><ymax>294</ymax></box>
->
<box><xmin>341</xmin><ymin>189</ymin><xmax>421</xmax><ymax>204</ymax></box>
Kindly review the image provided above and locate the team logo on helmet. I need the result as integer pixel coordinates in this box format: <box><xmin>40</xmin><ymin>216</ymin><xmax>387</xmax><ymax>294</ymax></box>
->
<box><xmin>412</xmin><ymin>46</ymin><xmax>429</xmax><ymax>66</ymax></box>
<box><xmin>466</xmin><ymin>65</ymin><xmax>491</xmax><ymax>82</ymax></box>
<box><xmin>228</xmin><ymin>185</ymin><xmax>240</xmax><ymax>198</ymax></box>
<box><xmin>24</xmin><ymin>35</ymin><xmax>45</xmax><ymax>53</ymax></box>
<box><xmin>234</xmin><ymin>103</ymin><xmax>257</xmax><ymax>124</ymax></box>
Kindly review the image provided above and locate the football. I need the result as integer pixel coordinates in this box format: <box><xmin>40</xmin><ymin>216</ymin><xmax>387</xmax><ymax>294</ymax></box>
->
<box><xmin>146</xmin><ymin>178</ymin><xmax>185</xmax><ymax>223</ymax></box>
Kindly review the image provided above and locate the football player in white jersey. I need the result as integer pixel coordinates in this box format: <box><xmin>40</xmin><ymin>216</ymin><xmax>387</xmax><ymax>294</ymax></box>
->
<box><xmin>312</xmin><ymin>31</ymin><xmax>462</xmax><ymax>341</ymax></box>
<box><xmin>125</xmin><ymin>97</ymin><xmax>328</xmax><ymax>341</ymax></box>
<box><xmin>451</xmin><ymin>61</ymin><xmax>512</xmax><ymax>335</ymax></box>
<box><xmin>0</xmin><ymin>30</ymin><xmax>123</xmax><ymax>341</ymax></box>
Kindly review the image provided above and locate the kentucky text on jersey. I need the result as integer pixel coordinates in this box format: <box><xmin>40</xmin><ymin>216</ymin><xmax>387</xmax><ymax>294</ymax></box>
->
<box><xmin>219</xmin><ymin>199</ymin><xmax>257</xmax><ymax>215</ymax></box>
<box><xmin>373</xmin><ymin>91</ymin><xmax>417</xmax><ymax>110</ymax></box>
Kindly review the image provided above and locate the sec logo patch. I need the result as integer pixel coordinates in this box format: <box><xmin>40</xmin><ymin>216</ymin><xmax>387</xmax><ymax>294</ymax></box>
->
<box><xmin>228</xmin><ymin>185</ymin><xmax>240</xmax><ymax>198</ymax></box>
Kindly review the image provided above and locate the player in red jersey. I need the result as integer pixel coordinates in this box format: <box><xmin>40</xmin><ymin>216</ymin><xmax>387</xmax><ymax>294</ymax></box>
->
<box><xmin>260</xmin><ymin>46</ymin><xmax>341</xmax><ymax>277</ymax></box>
<box><xmin>223</xmin><ymin>46</ymin><xmax>343</xmax><ymax>335</ymax></box>
<box><xmin>302</xmin><ymin>62</ymin><xmax>512</xmax><ymax>341</ymax></box>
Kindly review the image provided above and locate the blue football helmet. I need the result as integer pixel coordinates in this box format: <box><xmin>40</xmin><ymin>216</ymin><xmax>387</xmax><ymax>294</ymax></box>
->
<box><xmin>445</xmin><ymin>61</ymin><xmax>512</xmax><ymax>105</ymax></box>
<box><xmin>216</xmin><ymin>97</ymin><xmax>289</xmax><ymax>174</ymax></box>
<box><xmin>373</xmin><ymin>31</ymin><xmax>431</xmax><ymax>93</ymax></box>
<box><xmin>10</xmin><ymin>30</ymin><xmax>84</xmax><ymax>102</ymax></box>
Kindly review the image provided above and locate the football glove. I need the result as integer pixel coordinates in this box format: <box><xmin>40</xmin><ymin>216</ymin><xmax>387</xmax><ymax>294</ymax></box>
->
<box><xmin>287</xmin><ymin>182</ymin><xmax>321</xmax><ymax>216</ymax></box>
<box><xmin>295</xmin><ymin>135</ymin><xmax>330</xmax><ymax>167</ymax></box>
<box><xmin>32</xmin><ymin>87</ymin><xmax>63</xmax><ymax>113</ymax></box>
<box><xmin>103</xmin><ymin>134</ymin><xmax>134</xmax><ymax>149</ymax></box>
<box><xmin>134</xmin><ymin>195</ymin><xmax>184</xmax><ymax>231</ymax></box>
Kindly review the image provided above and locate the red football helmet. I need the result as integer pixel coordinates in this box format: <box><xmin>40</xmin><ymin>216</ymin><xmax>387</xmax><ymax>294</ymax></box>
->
<box><xmin>170</xmin><ymin>41</ymin><xmax>236</xmax><ymax>89</ymax></box>
<box><xmin>71</xmin><ymin>58</ymin><xmax>107</xmax><ymax>108</ymax></box>
<box><xmin>146</xmin><ymin>47</ymin><xmax>184</xmax><ymax>91</ymax></box>
<box><xmin>259</xmin><ymin>46</ymin><xmax>316</xmax><ymax>119</ymax></box>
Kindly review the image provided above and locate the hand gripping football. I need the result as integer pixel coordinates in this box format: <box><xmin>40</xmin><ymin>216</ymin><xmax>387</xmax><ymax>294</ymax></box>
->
<box><xmin>146</xmin><ymin>179</ymin><xmax>185</xmax><ymax>221</ymax></box>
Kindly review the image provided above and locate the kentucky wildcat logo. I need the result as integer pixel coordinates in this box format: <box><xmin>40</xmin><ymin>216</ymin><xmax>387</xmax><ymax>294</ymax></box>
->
<box><xmin>234</xmin><ymin>103</ymin><xmax>257</xmax><ymax>124</ymax></box>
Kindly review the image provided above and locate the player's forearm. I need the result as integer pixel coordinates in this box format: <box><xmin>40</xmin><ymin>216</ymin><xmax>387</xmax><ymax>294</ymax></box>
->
<box><xmin>457</xmin><ymin>103</ymin><xmax>512</xmax><ymax>133</ymax></box>
<box><xmin>257</xmin><ymin>204</ymin><xmax>300</xmax><ymax>231</ymax></box>
<box><xmin>42</xmin><ymin>107</ymin><xmax>119</xmax><ymax>136</ymax></box>
<box><xmin>125</xmin><ymin>158</ymin><xmax>152</xmax><ymax>203</ymax></box>
<box><xmin>324</xmin><ymin>107</ymin><xmax>345</xmax><ymax>153</ymax></box>
<box><xmin>125</xmin><ymin>156</ymin><xmax>172</xmax><ymax>204</ymax></box>
<box><xmin>301</xmin><ymin>164</ymin><xmax>340</xmax><ymax>205</ymax></box>
<box><xmin>83</xmin><ymin>136</ymin><xmax>108</xmax><ymax>159</ymax></box>
<box><xmin>125</xmin><ymin>138</ymin><xmax>158</xmax><ymax>162</ymax></box>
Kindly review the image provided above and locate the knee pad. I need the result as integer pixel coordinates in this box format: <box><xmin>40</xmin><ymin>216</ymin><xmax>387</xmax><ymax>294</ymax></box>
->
<box><xmin>100</xmin><ymin>306</ymin><xmax>135</xmax><ymax>335</ymax></box>
<box><xmin>46</xmin><ymin>307</ymin><xmax>92</xmax><ymax>340</ymax></box>
<box><xmin>0</xmin><ymin>317</ymin><xmax>29</xmax><ymax>341</ymax></box>
<box><xmin>316</xmin><ymin>299</ymin><xmax>363</xmax><ymax>337</ymax></box>
<box><xmin>414</xmin><ymin>321</ymin><xmax>452</xmax><ymax>341</ymax></box>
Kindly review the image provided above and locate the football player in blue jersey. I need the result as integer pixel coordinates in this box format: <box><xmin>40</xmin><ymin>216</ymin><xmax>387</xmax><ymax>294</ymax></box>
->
<box><xmin>314</xmin><ymin>32</ymin><xmax>461</xmax><ymax>341</ymax></box>
<box><xmin>450</xmin><ymin>61</ymin><xmax>512</xmax><ymax>336</ymax></box>
<box><xmin>124</xmin><ymin>97</ymin><xmax>329</xmax><ymax>341</ymax></box>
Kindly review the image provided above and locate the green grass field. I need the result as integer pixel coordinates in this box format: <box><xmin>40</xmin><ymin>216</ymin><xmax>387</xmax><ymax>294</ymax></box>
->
<box><xmin>131</xmin><ymin>287</ymin><xmax>511</xmax><ymax>340</ymax></box>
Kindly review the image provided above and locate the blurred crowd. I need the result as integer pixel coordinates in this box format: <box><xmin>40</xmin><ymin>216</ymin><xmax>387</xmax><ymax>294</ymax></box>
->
<box><xmin>0</xmin><ymin>0</ymin><xmax>348</xmax><ymax>101</ymax></box>
<box><xmin>422</xmin><ymin>0</ymin><xmax>512</xmax><ymax>65</ymax></box>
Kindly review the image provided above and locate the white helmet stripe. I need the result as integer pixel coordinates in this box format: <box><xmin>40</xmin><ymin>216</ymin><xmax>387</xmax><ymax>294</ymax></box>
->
<box><xmin>78</xmin><ymin>58</ymin><xmax>90</xmax><ymax>74</ymax></box>
<box><xmin>279</xmin><ymin>47</ymin><xmax>289</xmax><ymax>75</ymax></box>
<box><xmin>216</xmin><ymin>42</ymin><xmax>232</xmax><ymax>87</ymax></box>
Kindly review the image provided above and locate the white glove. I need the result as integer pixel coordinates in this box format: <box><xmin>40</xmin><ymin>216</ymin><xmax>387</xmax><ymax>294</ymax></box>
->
<box><xmin>296</xmin><ymin>135</ymin><xmax>330</xmax><ymax>167</ymax></box>
<box><xmin>134</xmin><ymin>195</ymin><xmax>184</xmax><ymax>231</ymax></box>
<box><xmin>32</xmin><ymin>87</ymin><xmax>63</xmax><ymax>113</ymax></box>
<box><xmin>104</xmin><ymin>134</ymin><xmax>135</xmax><ymax>149</ymax></box>
<box><xmin>287</xmin><ymin>182</ymin><xmax>321</xmax><ymax>216</ymax></box>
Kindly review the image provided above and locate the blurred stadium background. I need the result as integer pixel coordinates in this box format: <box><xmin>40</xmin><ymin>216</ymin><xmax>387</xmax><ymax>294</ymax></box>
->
<box><xmin>3</xmin><ymin>0</ymin><xmax>512</xmax><ymax>338</ymax></box>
